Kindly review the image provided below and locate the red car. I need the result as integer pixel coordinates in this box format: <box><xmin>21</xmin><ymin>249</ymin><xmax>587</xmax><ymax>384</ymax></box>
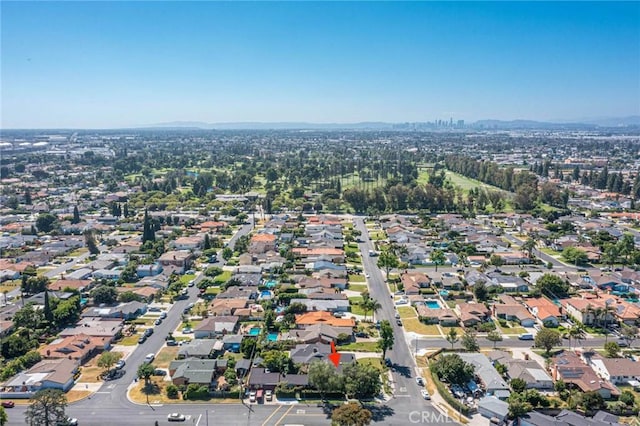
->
<box><xmin>1</xmin><ymin>401</ymin><xmax>15</xmax><ymax>408</ymax></box>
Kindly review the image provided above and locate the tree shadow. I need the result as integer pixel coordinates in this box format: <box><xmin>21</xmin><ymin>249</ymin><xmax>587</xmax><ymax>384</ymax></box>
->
<box><xmin>142</xmin><ymin>382</ymin><xmax>161</xmax><ymax>395</ymax></box>
<box><xmin>393</xmin><ymin>364</ymin><xmax>412</xmax><ymax>378</ymax></box>
<box><xmin>366</xmin><ymin>404</ymin><xmax>395</xmax><ymax>422</ymax></box>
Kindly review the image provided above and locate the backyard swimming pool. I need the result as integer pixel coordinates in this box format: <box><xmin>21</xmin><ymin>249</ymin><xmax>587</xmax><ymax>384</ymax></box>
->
<box><xmin>248</xmin><ymin>327</ymin><xmax>261</xmax><ymax>336</ymax></box>
<box><xmin>265</xmin><ymin>280</ymin><xmax>277</xmax><ymax>288</ymax></box>
<box><xmin>267</xmin><ymin>333</ymin><xmax>278</xmax><ymax>342</ymax></box>
<box><xmin>426</xmin><ymin>300</ymin><xmax>441</xmax><ymax>309</ymax></box>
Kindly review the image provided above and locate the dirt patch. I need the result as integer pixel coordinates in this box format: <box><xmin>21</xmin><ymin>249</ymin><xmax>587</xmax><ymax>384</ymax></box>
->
<box><xmin>66</xmin><ymin>390</ymin><xmax>92</xmax><ymax>403</ymax></box>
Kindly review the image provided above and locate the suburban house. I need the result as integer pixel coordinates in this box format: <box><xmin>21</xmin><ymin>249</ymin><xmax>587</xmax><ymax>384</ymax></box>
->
<box><xmin>248</xmin><ymin>233</ymin><xmax>277</xmax><ymax>254</ymax></box>
<box><xmin>208</xmin><ymin>298</ymin><xmax>248</xmax><ymax>316</ymax></box>
<box><xmin>39</xmin><ymin>334</ymin><xmax>109</xmax><ymax>364</ymax></box>
<box><xmin>524</xmin><ymin>297</ymin><xmax>564</xmax><ymax>326</ymax></box>
<box><xmin>486</xmin><ymin>272</ymin><xmax>530</xmax><ymax>293</ymax></box>
<box><xmin>194</xmin><ymin>316</ymin><xmax>239</xmax><ymax>339</ymax></box>
<box><xmin>477</xmin><ymin>396</ymin><xmax>509</xmax><ymax>424</ymax></box>
<box><xmin>493</xmin><ymin>303</ymin><xmax>536</xmax><ymax>327</ymax></box>
<box><xmin>59</xmin><ymin>318</ymin><xmax>123</xmax><ymax>345</ymax></box>
<box><xmin>1</xmin><ymin>358</ymin><xmax>79</xmax><ymax>397</ymax></box>
<box><xmin>136</xmin><ymin>263</ymin><xmax>163</xmax><ymax>278</ymax></box>
<box><xmin>415</xmin><ymin>305</ymin><xmax>459</xmax><ymax>326</ymax></box>
<box><xmin>561</xmin><ymin>297</ymin><xmax>617</xmax><ymax>326</ymax></box>
<box><xmin>551</xmin><ymin>351</ymin><xmax>619</xmax><ymax>398</ymax></box>
<box><xmin>169</xmin><ymin>358</ymin><xmax>228</xmax><ymax>389</ymax></box>
<box><xmin>457</xmin><ymin>352</ymin><xmax>510</xmax><ymax>397</ymax></box>
<box><xmin>519</xmin><ymin>410</ymin><xmax>623</xmax><ymax>426</ymax></box>
<box><xmin>294</xmin><ymin>311</ymin><xmax>355</xmax><ymax>328</ymax></box>
<box><xmin>290</xmin><ymin>298</ymin><xmax>349</xmax><ymax>313</ymax></box>
<box><xmin>171</xmin><ymin>235</ymin><xmax>203</xmax><ymax>251</ymax></box>
<box><xmin>456</xmin><ymin>303</ymin><xmax>491</xmax><ymax>328</ymax></box>
<box><xmin>283</xmin><ymin>323</ymin><xmax>353</xmax><ymax>344</ymax></box>
<box><xmin>487</xmin><ymin>351</ymin><xmax>553</xmax><ymax>390</ymax></box>
<box><xmin>582</xmin><ymin>350</ymin><xmax>640</xmax><ymax>384</ymax></box>
<box><xmin>400</xmin><ymin>272</ymin><xmax>431</xmax><ymax>295</ymax></box>
<box><xmin>81</xmin><ymin>301</ymin><xmax>147</xmax><ymax>320</ymax></box>
<box><xmin>177</xmin><ymin>339</ymin><xmax>218</xmax><ymax>359</ymax></box>
<box><xmin>158</xmin><ymin>250</ymin><xmax>195</xmax><ymax>273</ymax></box>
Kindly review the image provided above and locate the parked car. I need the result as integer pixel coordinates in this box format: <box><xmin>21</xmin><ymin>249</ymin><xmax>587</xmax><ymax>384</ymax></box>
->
<box><xmin>396</xmin><ymin>319</ymin><xmax>403</xmax><ymax>326</ymax></box>
<box><xmin>144</xmin><ymin>353</ymin><xmax>155</xmax><ymax>363</ymax></box>
<box><xmin>384</xmin><ymin>358</ymin><xmax>392</xmax><ymax>367</ymax></box>
<box><xmin>115</xmin><ymin>360</ymin><xmax>126</xmax><ymax>370</ymax></box>
<box><xmin>56</xmin><ymin>418</ymin><xmax>78</xmax><ymax>426</ymax></box>
<box><xmin>160</xmin><ymin>312</ymin><xmax>167</xmax><ymax>319</ymax></box>
<box><xmin>249</xmin><ymin>391</ymin><xmax>257</xmax><ymax>403</ymax></box>
<box><xmin>138</xmin><ymin>335</ymin><xmax>147</xmax><ymax>344</ymax></box>
<box><xmin>394</xmin><ymin>312</ymin><xmax>401</xmax><ymax>319</ymax></box>
<box><xmin>421</xmin><ymin>389</ymin><xmax>431</xmax><ymax>400</ymax></box>
<box><xmin>1</xmin><ymin>401</ymin><xmax>14</xmax><ymax>408</ymax></box>
<box><xmin>182</xmin><ymin>327</ymin><xmax>193</xmax><ymax>334</ymax></box>
<box><xmin>265</xmin><ymin>390</ymin><xmax>273</xmax><ymax>401</ymax></box>
<box><xmin>154</xmin><ymin>318</ymin><xmax>162</xmax><ymax>326</ymax></box>
<box><xmin>518</xmin><ymin>333</ymin><xmax>534</xmax><ymax>341</ymax></box>
<box><xmin>167</xmin><ymin>413</ymin><xmax>186</xmax><ymax>422</ymax></box>
<box><xmin>617</xmin><ymin>339</ymin><xmax>629</xmax><ymax>347</ymax></box>
<box><xmin>103</xmin><ymin>369</ymin><xmax>125</xmax><ymax>381</ymax></box>
<box><xmin>153</xmin><ymin>368</ymin><xmax>167</xmax><ymax>376</ymax></box>
<box><xmin>355</xmin><ymin>331</ymin><xmax>369</xmax><ymax>338</ymax></box>
<box><xmin>166</xmin><ymin>339</ymin><xmax>178</xmax><ymax>346</ymax></box>
<box><xmin>144</xmin><ymin>328</ymin><xmax>154</xmax><ymax>337</ymax></box>
<box><xmin>416</xmin><ymin>377</ymin><xmax>424</xmax><ymax>386</ymax></box>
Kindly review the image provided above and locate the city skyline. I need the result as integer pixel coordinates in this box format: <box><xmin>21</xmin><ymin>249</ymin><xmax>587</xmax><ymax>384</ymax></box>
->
<box><xmin>2</xmin><ymin>1</ymin><xmax>639</xmax><ymax>129</ymax></box>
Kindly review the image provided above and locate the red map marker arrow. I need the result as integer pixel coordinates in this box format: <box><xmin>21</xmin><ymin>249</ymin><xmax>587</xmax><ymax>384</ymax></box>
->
<box><xmin>328</xmin><ymin>341</ymin><xmax>341</xmax><ymax>368</ymax></box>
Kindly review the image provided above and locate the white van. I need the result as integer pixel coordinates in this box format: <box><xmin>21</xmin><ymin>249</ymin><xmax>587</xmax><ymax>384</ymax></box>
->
<box><xmin>144</xmin><ymin>353</ymin><xmax>155</xmax><ymax>363</ymax></box>
<box><xmin>518</xmin><ymin>333</ymin><xmax>534</xmax><ymax>341</ymax></box>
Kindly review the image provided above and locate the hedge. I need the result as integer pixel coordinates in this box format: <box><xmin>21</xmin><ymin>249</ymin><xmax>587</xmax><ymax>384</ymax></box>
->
<box><xmin>428</xmin><ymin>362</ymin><xmax>470</xmax><ymax>416</ymax></box>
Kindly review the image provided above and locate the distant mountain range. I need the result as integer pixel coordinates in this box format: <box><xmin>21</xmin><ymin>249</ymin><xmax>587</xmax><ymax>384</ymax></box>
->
<box><xmin>142</xmin><ymin>116</ymin><xmax>640</xmax><ymax>131</ymax></box>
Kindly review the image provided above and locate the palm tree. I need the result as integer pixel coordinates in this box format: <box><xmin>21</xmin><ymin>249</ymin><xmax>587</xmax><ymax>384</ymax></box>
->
<box><xmin>522</xmin><ymin>238</ymin><xmax>536</xmax><ymax>261</ymax></box>
<box><xmin>568</xmin><ymin>324</ymin><xmax>586</xmax><ymax>349</ymax></box>
<box><xmin>367</xmin><ymin>299</ymin><xmax>382</xmax><ymax>323</ymax></box>
<box><xmin>446</xmin><ymin>329</ymin><xmax>459</xmax><ymax>350</ymax></box>
<box><xmin>601</xmin><ymin>303</ymin><xmax>617</xmax><ymax>343</ymax></box>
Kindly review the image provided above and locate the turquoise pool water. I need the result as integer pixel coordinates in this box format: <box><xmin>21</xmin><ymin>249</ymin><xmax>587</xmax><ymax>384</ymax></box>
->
<box><xmin>439</xmin><ymin>290</ymin><xmax>449</xmax><ymax>297</ymax></box>
<box><xmin>426</xmin><ymin>300</ymin><xmax>441</xmax><ymax>309</ymax></box>
<box><xmin>248</xmin><ymin>327</ymin><xmax>261</xmax><ymax>336</ymax></box>
<box><xmin>267</xmin><ymin>333</ymin><xmax>278</xmax><ymax>342</ymax></box>
<box><xmin>265</xmin><ymin>280</ymin><xmax>277</xmax><ymax>288</ymax></box>
<box><xmin>260</xmin><ymin>290</ymin><xmax>272</xmax><ymax>298</ymax></box>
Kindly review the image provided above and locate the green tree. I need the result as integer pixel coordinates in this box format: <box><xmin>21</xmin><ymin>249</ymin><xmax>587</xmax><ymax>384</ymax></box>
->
<box><xmin>461</xmin><ymin>330</ymin><xmax>479</xmax><ymax>352</ymax></box>
<box><xmin>604</xmin><ymin>341</ymin><xmax>620</xmax><ymax>358</ymax></box>
<box><xmin>510</xmin><ymin>378</ymin><xmax>527</xmax><ymax>393</ymax></box>
<box><xmin>84</xmin><ymin>230</ymin><xmax>100</xmax><ymax>255</ymax></box>
<box><xmin>166</xmin><ymin>384</ymin><xmax>179</xmax><ymax>399</ymax></box>
<box><xmin>490</xmin><ymin>254</ymin><xmax>504</xmax><ymax>267</ymax></box>
<box><xmin>343</xmin><ymin>362</ymin><xmax>382</xmax><ymax>399</ymax></box>
<box><xmin>508</xmin><ymin>399</ymin><xmax>532</xmax><ymax>419</ymax></box>
<box><xmin>534</xmin><ymin>328</ymin><xmax>561</xmax><ymax>355</ymax></box>
<box><xmin>377</xmin><ymin>250</ymin><xmax>399</xmax><ymax>288</ymax></box>
<box><xmin>223</xmin><ymin>368</ymin><xmax>238</xmax><ymax>386</ymax></box>
<box><xmin>97</xmin><ymin>351</ymin><xmax>123</xmax><ymax>374</ymax></box>
<box><xmin>308</xmin><ymin>360</ymin><xmax>343</xmax><ymax>400</ymax></box>
<box><xmin>91</xmin><ymin>285</ymin><xmax>118</xmax><ymax>305</ymax></box>
<box><xmin>43</xmin><ymin>291</ymin><xmax>53</xmax><ymax>324</ymax></box>
<box><xmin>261</xmin><ymin>350</ymin><xmax>291</xmax><ymax>373</ymax></box>
<box><xmin>331</xmin><ymin>402</ymin><xmax>372</xmax><ymax>426</ymax></box>
<box><xmin>431</xmin><ymin>354</ymin><xmax>475</xmax><ymax>385</ymax></box>
<box><xmin>487</xmin><ymin>330</ymin><xmax>503</xmax><ymax>349</ymax></box>
<box><xmin>619</xmin><ymin>390</ymin><xmax>635</xmax><ymax>406</ymax></box>
<box><xmin>473</xmin><ymin>280</ymin><xmax>488</xmax><ymax>302</ymax></box>
<box><xmin>521</xmin><ymin>238</ymin><xmax>537</xmax><ymax>261</ymax></box>
<box><xmin>562</xmin><ymin>247</ymin><xmax>588</xmax><ymax>266</ymax></box>
<box><xmin>568</xmin><ymin>324</ymin><xmax>586</xmax><ymax>349</ymax></box>
<box><xmin>580</xmin><ymin>391</ymin><xmax>605</xmax><ymax>412</ymax></box>
<box><xmin>71</xmin><ymin>206</ymin><xmax>80</xmax><ymax>224</ymax></box>
<box><xmin>378</xmin><ymin>320</ymin><xmax>394</xmax><ymax>358</ymax></box>
<box><xmin>446</xmin><ymin>328</ymin><xmax>459</xmax><ymax>350</ymax></box>
<box><xmin>430</xmin><ymin>249</ymin><xmax>446</xmax><ymax>272</ymax></box>
<box><xmin>36</xmin><ymin>213</ymin><xmax>59</xmax><ymax>234</ymax></box>
<box><xmin>621</xmin><ymin>325</ymin><xmax>638</xmax><ymax>347</ymax></box>
<box><xmin>25</xmin><ymin>389</ymin><xmax>67</xmax><ymax>426</ymax></box>
<box><xmin>536</xmin><ymin>273</ymin><xmax>570</xmax><ymax>298</ymax></box>
<box><xmin>0</xmin><ymin>406</ymin><xmax>6</xmax><ymax>426</ymax></box>
<box><xmin>240</xmin><ymin>337</ymin><xmax>257</xmax><ymax>359</ymax></box>
<box><xmin>142</xmin><ymin>208</ymin><xmax>155</xmax><ymax>243</ymax></box>
<box><xmin>137</xmin><ymin>362</ymin><xmax>155</xmax><ymax>387</ymax></box>
<box><xmin>222</xmin><ymin>247</ymin><xmax>233</xmax><ymax>261</ymax></box>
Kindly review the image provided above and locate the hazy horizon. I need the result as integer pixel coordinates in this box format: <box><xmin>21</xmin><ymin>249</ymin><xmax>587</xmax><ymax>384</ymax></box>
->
<box><xmin>2</xmin><ymin>2</ymin><xmax>639</xmax><ymax>129</ymax></box>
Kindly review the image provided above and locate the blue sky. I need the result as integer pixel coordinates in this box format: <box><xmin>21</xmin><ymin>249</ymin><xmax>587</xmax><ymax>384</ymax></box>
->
<box><xmin>2</xmin><ymin>1</ymin><xmax>639</xmax><ymax>128</ymax></box>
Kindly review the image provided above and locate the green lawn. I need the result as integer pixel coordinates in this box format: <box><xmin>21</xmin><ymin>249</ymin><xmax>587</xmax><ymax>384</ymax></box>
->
<box><xmin>348</xmin><ymin>274</ymin><xmax>366</xmax><ymax>283</ymax></box>
<box><xmin>369</xmin><ymin>231</ymin><xmax>386</xmax><ymax>241</ymax></box>
<box><xmin>119</xmin><ymin>334</ymin><xmax>141</xmax><ymax>346</ymax></box>
<box><xmin>214</xmin><ymin>271</ymin><xmax>232</xmax><ymax>284</ymax></box>
<box><xmin>350</xmin><ymin>304</ymin><xmax>367</xmax><ymax>316</ymax></box>
<box><xmin>179</xmin><ymin>274</ymin><xmax>196</xmax><ymax>284</ymax></box>
<box><xmin>358</xmin><ymin>357</ymin><xmax>383</xmax><ymax>371</ymax></box>
<box><xmin>397</xmin><ymin>306</ymin><xmax>417</xmax><ymax>319</ymax></box>
<box><xmin>347</xmin><ymin>284</ymin><xmax>368</xmax><ymax>293</ymax></box>
<box><xmin>498</xmin><ymin>323</ymin><xmax>527</xmax><ymax>335</ymax></box>
<box><xmin>205</xmin><ymin>287</ymin><xmax>221</xmax><ymax>295</ymax></box>
<box><xmin>339</xmin><ymin>341</ymin><xmax>381</xmax><ymax>352</ymax></box>
<box><xmin>403</xmin><ymin>319</ymin><xmax>441</xmax><ymax>336</ymax></box>
<box><xmin>154</xmin><ymin>346</ymin><xmax>179</xmax><ymax>368</ymax></box>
